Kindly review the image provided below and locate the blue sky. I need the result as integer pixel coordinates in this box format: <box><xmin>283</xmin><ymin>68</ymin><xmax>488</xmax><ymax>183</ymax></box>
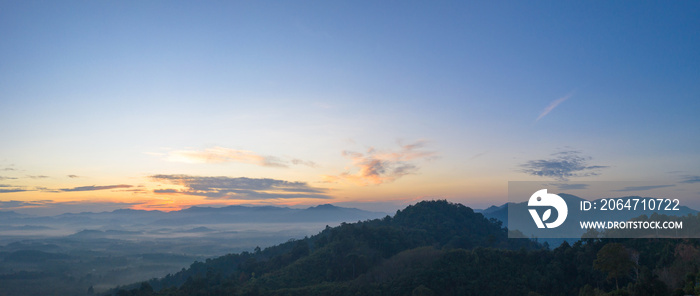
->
<box><xmin>1</xmin><ymin>1</ymin><xmax>699</xmax><ymax>214</ymax></box>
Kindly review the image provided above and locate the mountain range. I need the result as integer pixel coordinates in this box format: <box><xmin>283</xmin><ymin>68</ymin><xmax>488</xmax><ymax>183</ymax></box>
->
<box><xmin>112</xmin><ymin>199</ymin><xmax>700</xmax><ymax>296</ymax></box>
<box><xmin>0</xmin><ymin>204</ymin><xmax>389</xmax><ymax>296</ymax></box>
<box><xmin>0</xmin><ymin>204</ymin><xmax>387</xmax><ymax>230</ymax></box>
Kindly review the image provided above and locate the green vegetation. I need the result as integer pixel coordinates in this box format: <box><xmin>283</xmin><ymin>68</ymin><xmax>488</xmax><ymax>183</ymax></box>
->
<box><xmin>114</xmin><ymin>200</ymin><xmax>700</xmax><ymax>296</ymax></box>
<box><xmin>0</xmin><ymin>245</ymin><xmax>199</xmax><ymax>296</ymax></box>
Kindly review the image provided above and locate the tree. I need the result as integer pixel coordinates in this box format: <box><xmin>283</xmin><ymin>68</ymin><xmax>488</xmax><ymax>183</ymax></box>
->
<box><xmin>412</xmin><ymin>285</ymin><xmax>435</xmax><ymax>296</ymax></box>
<box><xmin>594</xmin><ymin>243</ymin><xmax>637</xmax><ymax>290</ymax></box>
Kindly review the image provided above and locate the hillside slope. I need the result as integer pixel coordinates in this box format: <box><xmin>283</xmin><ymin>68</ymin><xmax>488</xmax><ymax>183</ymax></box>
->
<box><xmin>111</xmin><ymin>200</ymin><xmax>540</xmax><ymax>295</ymax></box>
<box><xmin>113</xmin><ymin>200</ymin><xmax>700</xmax><ymax>296</ymax></box>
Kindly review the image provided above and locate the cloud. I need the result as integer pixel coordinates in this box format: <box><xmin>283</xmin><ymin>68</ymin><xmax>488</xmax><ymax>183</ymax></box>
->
<box><xmin>322</xmin><ymin>140</ymin><xmax>436</xmax><ymax>186</ymax></box>
<box><xmin>0</xmin><ymin>188</ymin><xmax>30</xmax><ymax>193</ymax></box>
<box><xmin>613</xmin><ymin>185</ymin><xmax>676</xmax><ymax>192</ymax></box>
<box><xmin>0</xmin><ymin>176</ymin><xmax>18</xmax><ymax>180</ymax></box>
<box><xmin>60</xmin><ymin>184</ymin><xmax>133</xmax><ymax>192</ymax></box>
<box><xmin>36</xmin><ymin>187</ymin><xmax>61</xmax><ymax>193</ymax></box>
<box><xmin>0</xmin><ymin>200</ymin><xmax>51</xmax><ymax>208</ymax></box>
<box><xmin>536</xmin><ymin>92</ymin><xmax>574</xmax><ymax>122</ymax></box>
<box><xmin>150</xmin><ymin>174</ymin><xmax>330</xmax><ymax>200</ymax></box>
<box><xmin>27</xmin><ymin>175</ymin><xmax>50</xmax><ymax>179</ymax></box>
<box><xmin>291</xmin><ymin>158</ymin><xmax>318</xmax><ymax>168</ymax></box>
<box><xmin>469</xmin><ymin>151</ymin><xmax>488</xmax><ymax>160</ymax></box>
<box><xmin>67</xmin><ymin>175</ymin><xmax>80</xmax><ymax>178</ymax></box>
<box><xmin>0</xmin><ymin>184</ymin><xmax>31</xmax><ymax>193</ymax></box>
<box><xmin>116</xmin><ymin>188</ymin><xmax>149</xmax><ymax>194</ymax></box>
<box><xmin>163</xmin><ymin>146</ymin><xmax>316</xmax><ymax>168</ymax></box>
<box><xmin>549</xmin><ymin>183</ymin><xmax>589</xmax><ymax>190</ymax></box>
<box><xmin>520</xmin><ymin>150</ymin><xmax>608</xmax><ymax>181</ymax></box>
<box><xmin>166</xmin><ymin>147</ymin><xmax>285</xmax><ymax>167</ymax></box>
<box><xmin>680</xmin><ymin>175</ymin><xmax>700</xmax><ymax>184</ymax></box>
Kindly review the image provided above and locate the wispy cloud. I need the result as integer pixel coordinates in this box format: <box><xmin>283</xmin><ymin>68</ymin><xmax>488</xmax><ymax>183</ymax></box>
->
<box><xmin>163</xmin><ymin>146</ymin><xmax>316</xmax><ymax>168</ymax></box>
<box><xmin>0</xmin><ymin>184</ymin><xmax>31</xmax><ymax>193</ymax></box>
<box><xmin>520</xmin><ymin>150</ymin><xmax>608</xmax><ymax>181</ymax></box>
<box><xmin>469</xmin><ymin>151</ymin><xmax>488</xmax><ymax>160</ymax></box>
<box><xmin>36</xmin><ymin>187</ymin><xmax>61</xmax><ymax>193</ymax></box>
<box><xmin>60</xmin><ymin>184</ymin><xmax>133</xmax><ymax>192</ymax></box>
<box><xmin>67</xmin><ymin>175</ymin><xmax>80</xmax><ymax>178</ymax></box>
<box><xmin>549</xmin><ymin>183</ymin><xmax>589</xmax><ymax>190</ymax></box>
<box><xmin>613</xmin><ymin>185</ymin><xmax>676</xmax><ymax>192</ymax></box>
<box><xmin>322</xmin><ymin>140</ymin><xmax>436</xmax><ymax>186</ymax></box>
<box><xmin>27</xmin><ymin>175</ymin><xmax>49</xmax><ymax>179</ymax></box>
<box><xmin>150</xmin><ymin>174</ymin><xmax>330</xmax><ymax>200</ymax></box>
<box><xmin>0</xmin><ymin>176</ymin><xmax>18</xmax><ymax>180</ymax></box>
<box><xmin>0</xmin><ymin>200</ymin><xmax>51</xmax><ymax>208</ymax></box>
<box><xmin>680</xmin><ymin>175</ymin><xmax>700</xmax><ymax>184</ymax></box>
<box><xmin>536</xmin><ymin>92</ymin><xmax>574</xmax><ymax>122</ymax></box>
<box><xmin>291</xmin><ymin>158</ymin><xmax>318</xmax><ymax>168</ymax></box>
<box><xmin>0</xmin><ymin>188</ymin><xmax>30</xmax><ymax>193</ymax></box>
<box><xmin>117</xmin><ymin>187</ymin><xmax>149</xmax><ymax>194</ymax></box>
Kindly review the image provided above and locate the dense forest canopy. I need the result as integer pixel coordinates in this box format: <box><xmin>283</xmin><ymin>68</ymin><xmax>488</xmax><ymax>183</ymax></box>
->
<box><xmin>112</xmin><ymin>200</ymin><xmax>700</xmax><ymax>296</ymax></box>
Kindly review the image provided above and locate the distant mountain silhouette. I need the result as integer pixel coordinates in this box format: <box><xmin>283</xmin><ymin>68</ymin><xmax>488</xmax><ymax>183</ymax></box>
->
<box><xmin>113</xmin><ymin>200</ymin><xmax>541</xmax><ymax>295</ymax></box>
<box><xmin>114</xmin><ymin>199</ymin><xmax>700</xmax><ymax>296</ymax></box>
<box><xmin>0</xmin><ymin>204</ymin><xmax>387</xmax><ymax>229</ymax></box>
<box><xmin>0</xmin><ymin>211</ymin><xmax>27</xmax><ymax>220</ymax></box>
<box><xmin>151</xmin><ymin>204</ymin><xmax>387</xmax><ymax>226</ymax></box>
<box><xmin>475</xmin><ymin>203</ymin><xmax>508</xmax><ymax>223</ymax></box>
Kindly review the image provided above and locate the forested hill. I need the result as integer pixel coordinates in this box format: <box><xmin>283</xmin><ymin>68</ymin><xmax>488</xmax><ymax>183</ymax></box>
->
<box><xmin>112</xmin><ymin>200</ymin><xmax>700</xmax><ymax>296</ymax></box>
<box><xmin>111</xmin><ymin>200</ymin><xmax>539</xmax><ymax>295</ymax></box>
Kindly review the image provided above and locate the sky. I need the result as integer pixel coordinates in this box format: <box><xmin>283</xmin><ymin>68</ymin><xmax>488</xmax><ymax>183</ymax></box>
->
<box><xmin>1</xmin><ymin>1</ymin><xmax>699</xmax><ymax>215</ymax></box>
